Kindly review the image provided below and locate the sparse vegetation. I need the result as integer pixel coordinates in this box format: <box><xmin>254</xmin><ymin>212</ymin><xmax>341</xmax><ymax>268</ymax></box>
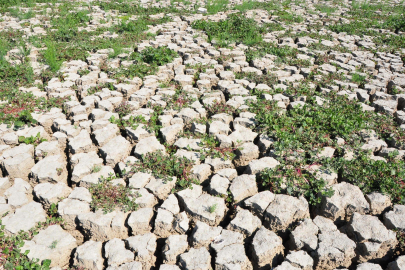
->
<box><xmin>89</xmin><ymin>173</ymin><xmax>140</xmax><ymax>214</ymax></box>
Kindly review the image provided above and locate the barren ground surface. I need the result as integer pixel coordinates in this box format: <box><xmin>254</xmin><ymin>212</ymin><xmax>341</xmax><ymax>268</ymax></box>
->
<box><xmin>0</xmin><ymin>0</ymin><xmax>405</xmax><ymax>269</ymax></box>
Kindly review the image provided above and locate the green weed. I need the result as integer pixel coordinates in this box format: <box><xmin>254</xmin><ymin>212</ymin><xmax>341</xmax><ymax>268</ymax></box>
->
<box><xmin>18</xmin><ymin>132</ymin><xmax>47</xmax><ymax>147</ymax></box>
<box><xmin>131</xmin><ymin>46</ymin><xmax>178</xmax><ymax>66</ymax></box>
<box><xmin>192</xmin><ymin>14</ymin><xmax>265</xmax><ymax>46</ymax></box>
<box><xmin>208</xmin><ymin>203</ymin><xmax>218</xmax><ymax>213</ymax></box>
<box><xmin>130</xmin><ymin>150</ymin><xmax>199</xmax><ymax>191</ymax></box>
<box><xmin>89</xmin><ymin>173</ymin><xmax>140</xmax><ymax>214</ymax></box>
<box><xmin>206</xmin><ymin>0</ymin><xmax>229</xmax><ymax>14</ymax></box>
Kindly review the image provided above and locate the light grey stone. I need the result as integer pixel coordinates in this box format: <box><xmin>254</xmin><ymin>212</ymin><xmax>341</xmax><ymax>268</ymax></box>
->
<box><xmin>30</xmin><ymin>155</ymin><xmax>67</xmax><ymax>184</ymax></box>
<box><xmin>145</xmin><ymin>176</ymin><xmax>176</xmax><ymax>200</ymax></box>
<box><xmin>210</xmin><ymin>229</ymin><xmax>244</xmax><ymax>253</ymax></box>
<box><xmin>356</xmin><ymin>262</ymin><xmax>383</xmax><ymax>270</ymax></box>
<box><xmin>244</xmin><ymin>157</ymin><xmax>279</xmax><ymax>175</ymax></box>
<box><xmin>68</xmin><ymin>187</ymin><xmax>92</xmax><ymax>203</ymax></box>
<box><xmin>264</xmin><ymin>195</ymin><xmax>310</xmax><ymax>233</ymax></box>
<box><xmin>385</xmin><ymin>205</ymin><xmax>405</xmax><ymax>231</ymax></box>
<box><xmin>347</xmin><ymin>213</ymin><xmax>397</xmax><ymax>263</ymax></box>
<box><xmin>191</xmin><ymin>221</ymin><xmax>223</xmax><ymax>248</ymax></box>
<box><xmin>209</xmin><ymin>174</ymin><xmax>230</xmax><ymax>196</ymax></box>
<box><xmin>126</xmin><ymin>233</ymin><xmax>157</xmax><ymax>269</ymax></box>
<box><xmin>244</xmin><ymin>191</ymin><xmax>275</xmax><ymax>217</ymax></box>
<box><xmin>105</xmin><ymin>238</ymin><xmax>134</xmax><ymax>266</ymax></box>
<box><xmin>78</xmin><ymin>210</ymin><xmax>129</xmax><ymax>241</ymax></box>
<box><xmin>365</xmin><ymin>192</ymin><xmax>392</xmax><ymax>215</ymax></box>
<box><xmin>3</xmin><ymin>201</ymin><xmax>46</xmax><ymax>234</ymax></box>
<box><xmin>183</xmin><ymin>193</ymin><xmax>227</xmax><ymax>226</ymax></box>
<box><xmin>215</xmin><ymin>244</ymin><xmax>252</xmax><ymax>270</ymax></box>
<box><xmin>127</xmin><ymin>208</ymin><xmax>154</xmax><ymax>235</ymax></box>
<box><xmin>154</xmin><ymin>208</ymin><xmax>175</xmax><ymax>237</ymax></box>
<box><xmin>227</xmin><ymin>207</ymin><xmax>261</xmax><ymax>236</ymax></box>
<box><xmin>289</xmin><ymin>219</ymin><xmax>319</xmax><ymax>252</ymax></box>
<box><xmin>134</xmin><ymin>136</ymin><xmax>166</xmax><ymax>158</ymax></box>
<box><xmin>229</xmin><ymin>174</ymin><xmax>258</xmax><ymax>203</ymax></box>
<box><xmin>234</xmin><ymin>142</ymin><xmax>259</xmax><ymax>168</ymax></box>
<box><xmin>73</xmin><ymin>240</ymin><xmax>104</xmax><ymax>270</ymax></box>
<box><xmin>58</xmin><ymin>198</ymin><xmax>91</xmax><ymax>231</ymax></box>
<box><xmin>163</xmin><ymin>234</ymin><xmax>188</xmax><ymax>264</ymax></box>
<box><xmin>34</xmin><ymin>182</ymin><xmax>72</xmax><ymax>208</ymax></box>
<box><xmin>99</xmin><ymin>136</ymin><xmax>131</xmax><ymax>166</ymax></box>
<box><xmin>21</xmin><ymin>225</ymin><xmax>77</xmax><ymax>267</ymax></box>
<box><xmin>179</xmin><ymin>248</ymin><xmax>211</xmax><ymax>270</ymax></box>
<box><xmin>314</xmin><ymin>231</ymin><xmax>356</xmax><ymax>270</ymax></box>
<box><xmin>69</xmin><ymin>130</ymin><xmax>95</xmax><ymax>154</ymax></box>
<box><xmin>285</xmin><ymin>250</ymin><xmax>313</xmax><ymax>270</ymax></box>
<box><xmin>161</xmin><ymin>194</ymin><xmax>180</xmax><ymax>215</ymax></box>
<box><xmin>316</xmin><ymin>182</ymin><xmax>370</xmax><ymax>224</ymax></box>
<box><xmin>251</xmin><ymin>227</ymin><xmax>283</xmax><ymax>269</ymax></box>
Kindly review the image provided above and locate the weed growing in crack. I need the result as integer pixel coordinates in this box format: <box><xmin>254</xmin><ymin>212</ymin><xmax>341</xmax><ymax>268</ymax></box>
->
<box><xmin>205</xmin><ymin>100</ymin><xmax>237</xmax><ymax>117</ymax></box>
<box><xmin>192</xmin><ymin>14</ymin><xmax>266</xmax><ymax>46</ymax></box>
<box><xmin>351</xmin><ymin>73</ymin><xmax>366</xmax><ymax>87</ymax></box>
<box><xmin>163</xmin><ymin>88</ymin><xmax>196</xmax><ymax>111</ymax></box>
<box><xmin>114</xmin><ymin>102</ymin><xmax>133</xmax><ymax>118</ymax></box>
<box><xmin>236</xmin><ymin>72</ymin><xmax>278</xmax><ymax>87</ymax></box>
<box><xmin>259</xmin><ymin>159</ymin><xmax>334</xmax><ymax>205</ymax></box>
<box><xmin>131</xmin><ymin>46</ymin><xmax>178</xmax><ymax>66</ymax></box>
<box><xmin>0</xmin><ymin>220</ymin><xmax>52</xmax><ymax>270</ymax></box>
<box><xmin>130</xmin><ymin>150</ymin><xmax>199</xmax><ymax>191</ymax></box>
<box><xmin>18</xmin><ymin>132</ymin><xmax>47</xmax><ymax>147</ymax></box>
<box><xmin>89</xmin><ymin>173</ymin><xmax>140</xmax><ymax>214</ymax></box>
<box><xmin>0</xmin><ymin>201</ymin><xmax>65</xmax><ymax>269</ymax></box>
<box><xmin>324</xmin><ymin>151</ymin><xmax>405</xmax><ymax>204</ymax></box>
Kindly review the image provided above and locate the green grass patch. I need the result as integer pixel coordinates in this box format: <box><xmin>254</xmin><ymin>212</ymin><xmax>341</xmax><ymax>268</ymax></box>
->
<box><xmin>245</xmin><ymin>42</ymin><xmax>298</xmax><ymax>62</ymax></box>
<box><xmin>192</xmin><ymin>13</ymin><xmax>266</xmax><ymax>46</ymax></box>
<box><xmin>314</xmin><ymin>4</ymin><xmax>337</xmax><ymax>15</ymax></box>
<box><xmin>130</xmin><ymin>150</ymin><xmax>199</xmax><ymax>191</ymax></box>
<box><xmin>234</xmin><ymin>0</ymin><xmax>280</xmax><ymax>12</ymax></box>
<box><xmin>206</xmin><ymin>0</ymin><xmax>229</xmax><ymax>14</ymax></box>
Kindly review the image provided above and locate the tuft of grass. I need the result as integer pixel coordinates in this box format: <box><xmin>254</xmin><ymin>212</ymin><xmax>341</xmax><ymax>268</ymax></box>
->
<box><xmin>42</xmin><ymin>41</ymin><xmax>62</xmax><ymax>72</ymax></box>
<box><xmin>351</xmin><ymin>73</ymin><xmax>366</xmax><ymax>86</ymax></box>
<box><xmin>48</xmin><ymin>241</ymin><xmax>58</xmax><ymax>250</ymax></box>
<box><xmin>192</xmin><ymin>13</ymin><xmax>265</xmax><ymax>46</ymax></box>
<box><xmin>245</xmin><ymin>42</ymin><xmax>298</xmax><ymax>62</ymax></box>
<box><xmin>234</xmin><ymin>0</ymin><xmax>280</xmax><ymax>12</ymax></box>
<box><xmin>91</xmin><ymin>165</ymin><xmax>102</xmax><ymax>174</ymax></box>
<box><xmin>206</xmin><ymin>0</ymin><xmax>229</xmax><ymax>14</ymax></box>
<box><xmin>314</xmin><ymin>4</ymin><xmax>337</xmax><ymax>15</ymax></box>
<box><xmin>208</xmin><ymin>203</ymin><xmax>218</xmax><ymax>213</ymax></box>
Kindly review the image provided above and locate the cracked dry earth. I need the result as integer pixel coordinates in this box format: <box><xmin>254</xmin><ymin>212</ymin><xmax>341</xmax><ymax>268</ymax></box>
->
<box><xmin>1</xmin><ymin>0</ymin><xmax>405</xmax><ymax>269</ymax></box>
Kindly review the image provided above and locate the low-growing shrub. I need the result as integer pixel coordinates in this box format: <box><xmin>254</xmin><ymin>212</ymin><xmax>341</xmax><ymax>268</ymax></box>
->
<box><xmin>89</xmin><ymin>174</ymin><xmax>140</xmax><ymax>214</ymax></box>
<box><xmin>131</xmin><ymin>46</ymin><xmax>178</xmax><ymax>66</ymax></box>
<box><xmin>130</xmin><ymin>150</ymin><xmax>199</xmax><ymax>191</ymax></box>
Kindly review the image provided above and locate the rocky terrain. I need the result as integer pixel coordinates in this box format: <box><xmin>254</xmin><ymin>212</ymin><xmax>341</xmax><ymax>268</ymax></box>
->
<box><xmin>0</xmin><ymin>0</ymin><xmax>405</xmax><ymax>269</ymax></box>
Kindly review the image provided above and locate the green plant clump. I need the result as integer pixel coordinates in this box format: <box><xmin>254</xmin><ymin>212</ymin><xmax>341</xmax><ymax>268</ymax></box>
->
<box><xmin>192</xmin><ymin>13</ymin><xmax>266</xmax><ymax>46</ymax></box>
<box><xmin>89</xmin><ymin>174</ymin><xmax>140</xmax><ymax>214</ymax></box>
<box><xmin>131</xmin><ymin>46</ymin><xmax>179</xmax><ymax>66</ymax></box>
<box><xmin>0</xmin><ymin>221</ymin><xmax>52</xmax><ymax>270</ymax></box>
<box><xmin>130</xmin><ymin>150</ymin><xmax>199</xmax><ymax>191</ymax></box>
<box><xmin>18</xmin><ymin>132</ymin><xmax>47</xmax><ymax>147</ymax></box>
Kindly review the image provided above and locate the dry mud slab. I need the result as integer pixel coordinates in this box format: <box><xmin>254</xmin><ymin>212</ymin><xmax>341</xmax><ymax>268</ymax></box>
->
<box><xmin>0</xmin><ymin>0</ymin><xmax>405</xmax><ymax>269</ymax></box>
